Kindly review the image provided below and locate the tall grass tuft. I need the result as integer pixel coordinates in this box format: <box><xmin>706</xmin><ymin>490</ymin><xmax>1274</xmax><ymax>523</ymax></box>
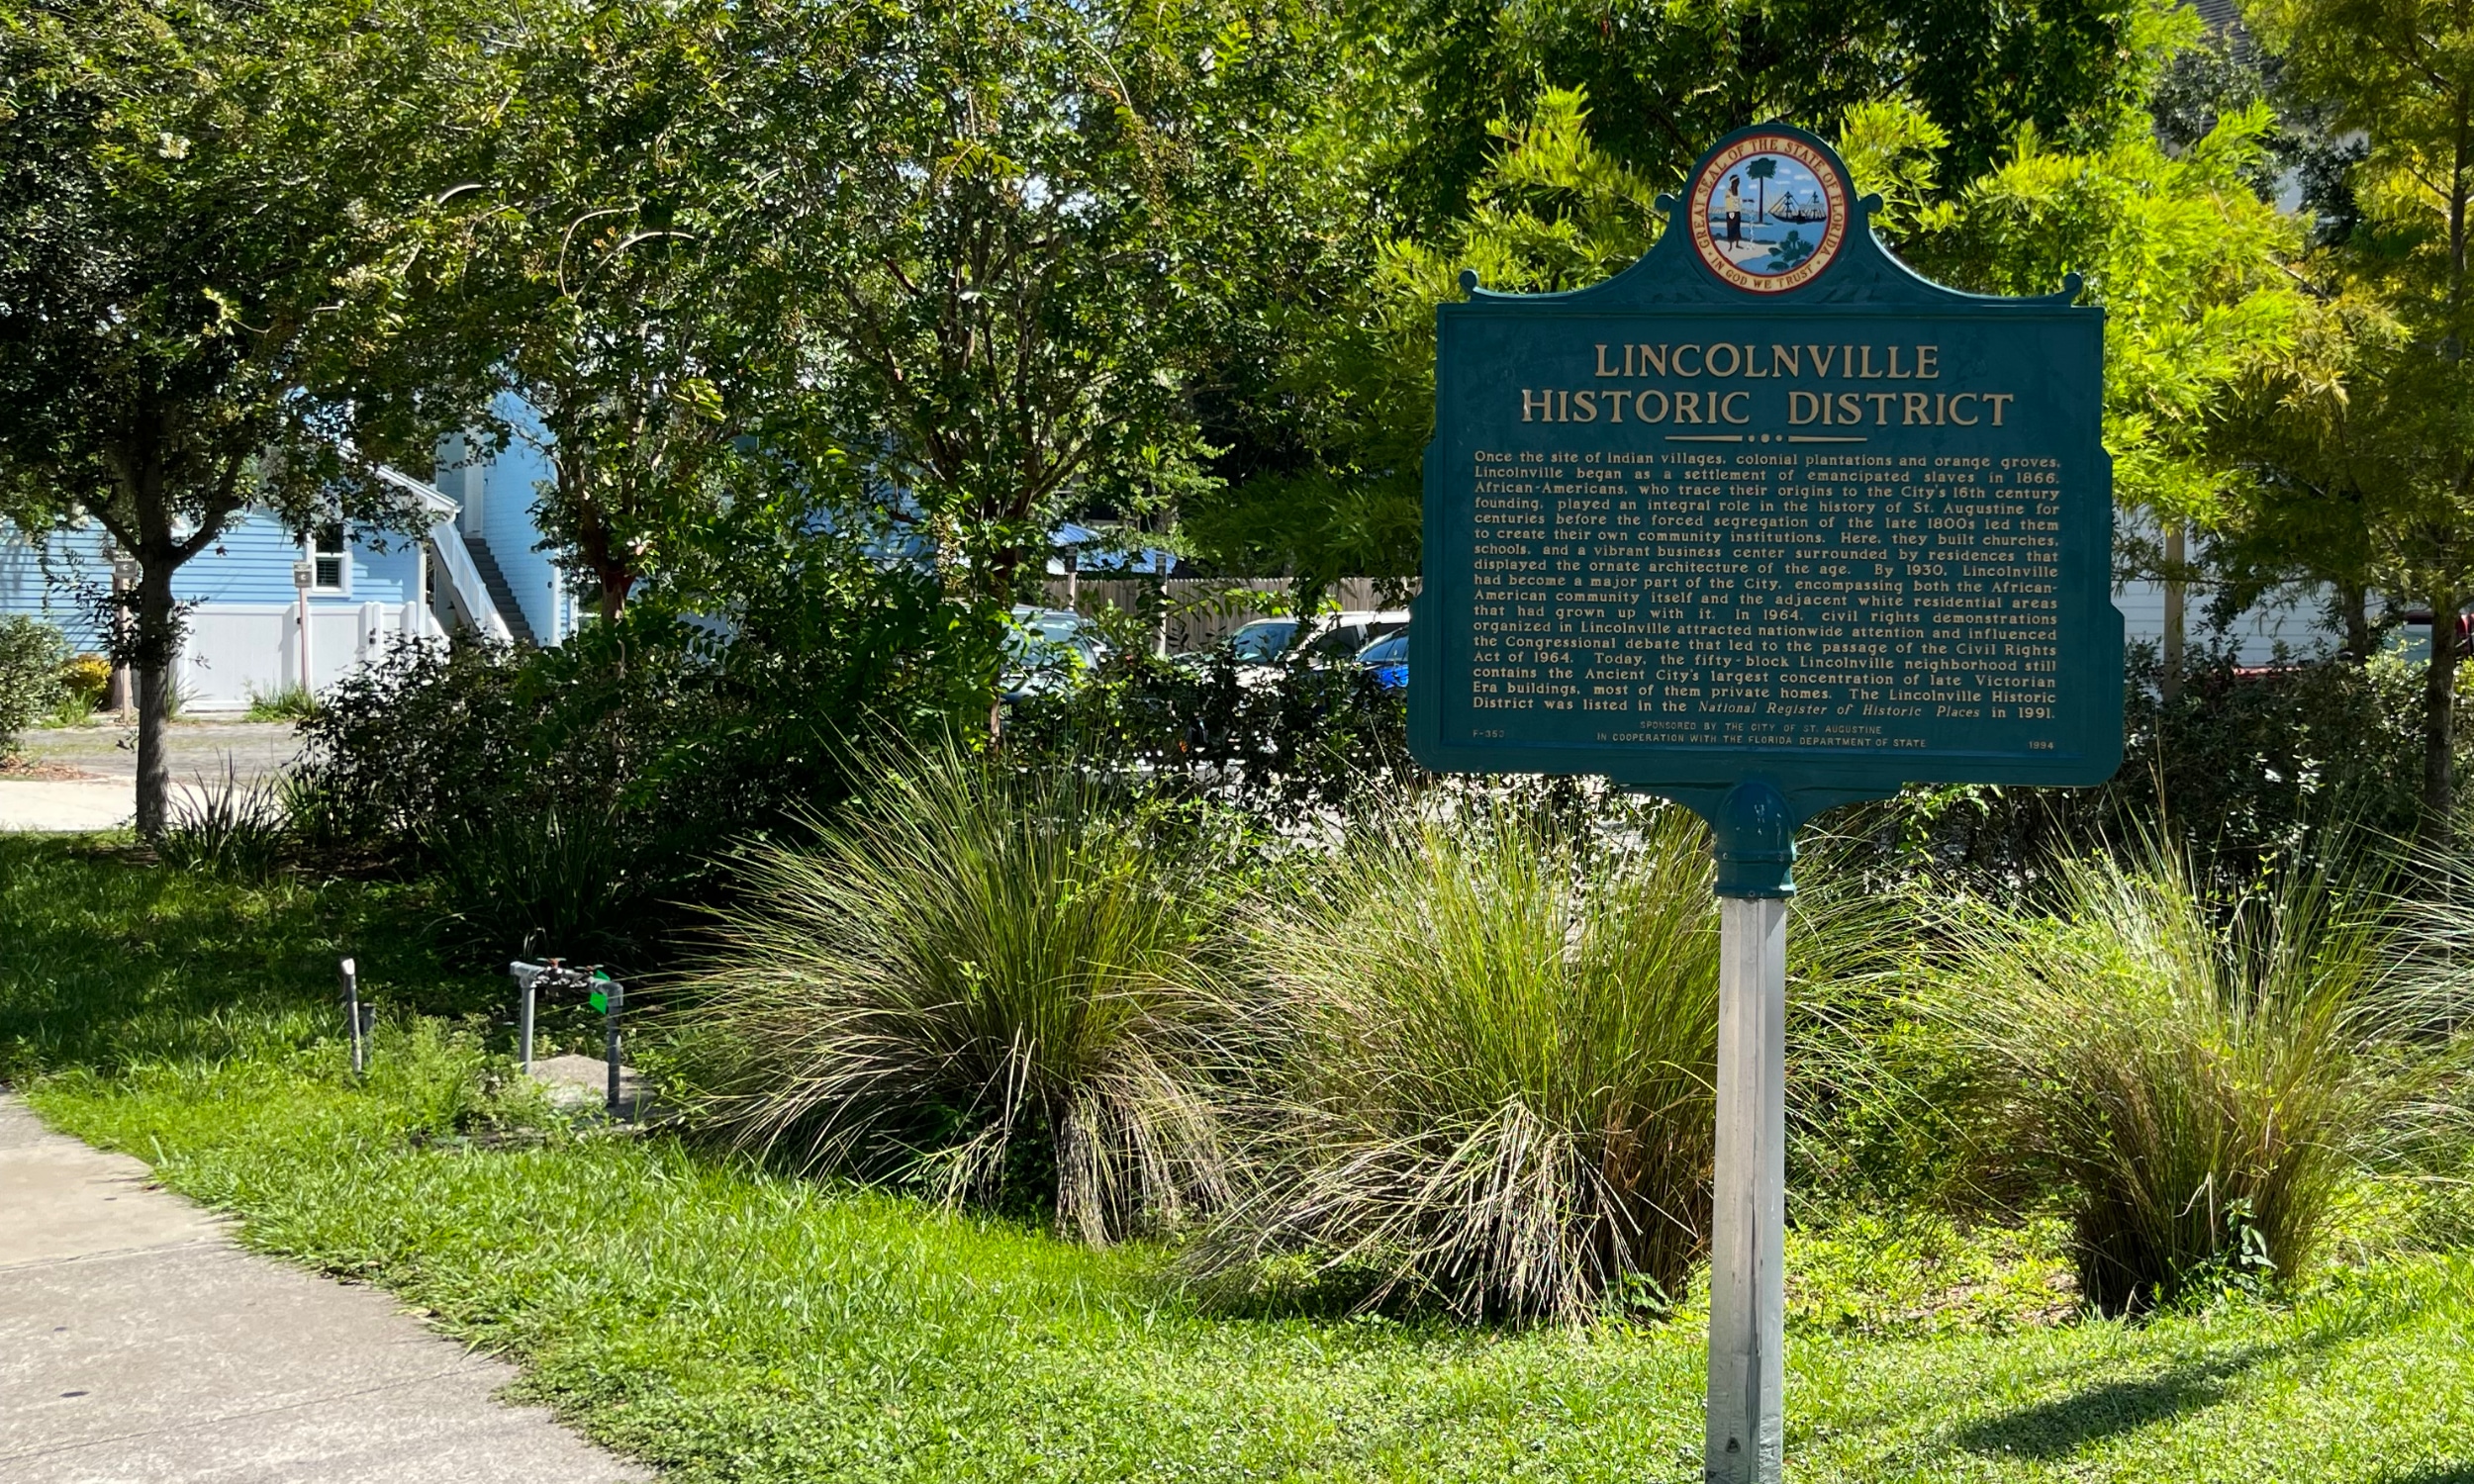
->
<box><xmin>1917</xmin><ymin>838</ymin><xmax>2455</xmax><ymax>1312</ymax></box>
<box><xmin>1202</xmin><ymin>795</ymin><xmax>1721</xmax><ymax>1323</ymax></box>
<box><xmin>243</xmin><ymin>682</ymin><xmax>322</xmax><ymax>723</ymax></box>
<box><xmin>155</xmin><ymin>764</ymin><xmax>291</xmax><ymax>880</ymax></box>
<box><xmin>419</xmin><ymin>801</ymin><xmax>641</xmax><ymax>965</ymax></box>
<box><xmin>663</xmin><ymin>744</ymin><xmax>1233</xmax><ymax>1244</ymax></box>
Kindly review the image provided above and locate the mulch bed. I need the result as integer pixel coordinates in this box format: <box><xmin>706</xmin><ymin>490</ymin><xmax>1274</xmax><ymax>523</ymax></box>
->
<box><xmin>0</xmin><ymin>758</ymin><xmax>107</xmax><ymax>782</ymax></box>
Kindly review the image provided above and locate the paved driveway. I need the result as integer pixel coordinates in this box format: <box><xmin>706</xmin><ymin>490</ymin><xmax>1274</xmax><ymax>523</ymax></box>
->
<box><xmin>2</xmin><ymin>723</ymin><xmax>306</xmax><ymax>833</ymax></box>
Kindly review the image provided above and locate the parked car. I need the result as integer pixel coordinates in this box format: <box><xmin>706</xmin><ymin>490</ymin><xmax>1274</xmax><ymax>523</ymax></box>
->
<box><xmin>1357</xmin><ymin>627</ymin><xmax>1408</xmax><ymax>690</ymax></box>
<box><xmin>1001</xmin><ymin>605</ymin><xmax>1110</xmax><ymax>700</ymax></box>
<box><xmin>1216</xmin><ymin>610</ymin><xmax>1409</xmax><ymax>683</ymax></box>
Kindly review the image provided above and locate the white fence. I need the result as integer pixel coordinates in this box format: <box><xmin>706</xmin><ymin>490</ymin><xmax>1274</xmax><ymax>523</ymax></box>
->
<box><xmin>175</xmin><ymin>601</ymin><xmax>433</xmax><ymax>711</ymax></box>
<box><xmin>1038</xmin><ymin>577</ymin><xmax>1420</xmax><ymax>652</ymax></box>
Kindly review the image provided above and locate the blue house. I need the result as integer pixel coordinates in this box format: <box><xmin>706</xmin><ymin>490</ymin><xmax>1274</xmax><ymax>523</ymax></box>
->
<box><xmin>0</xmin><ymin>422</ymin><xmax>576</xmax><ymax>712</ymax></box>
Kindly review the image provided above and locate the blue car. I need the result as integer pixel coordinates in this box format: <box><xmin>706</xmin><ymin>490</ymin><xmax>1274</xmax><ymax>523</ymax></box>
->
<box><xmin>1358</xmin><ymin>628</ymin><xmax>1408</xmax><ymax>690</ymax></box>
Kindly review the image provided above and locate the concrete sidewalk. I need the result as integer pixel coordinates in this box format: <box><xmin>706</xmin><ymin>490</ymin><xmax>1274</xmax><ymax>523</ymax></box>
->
<box><xmin>0</xmin><ymin>780</ymin><xmax>145</xmax><ymax>833</ymax></box>
<box><xmin>0</xmin><ymin>1095</ymin><xmax>647</xmax><ymax>1483</ymax></box>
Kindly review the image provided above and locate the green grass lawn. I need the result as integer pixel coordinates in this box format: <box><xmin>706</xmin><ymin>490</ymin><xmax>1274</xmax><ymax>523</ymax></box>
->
<box><xmin>3</xmin><ymin>834</ymin><xmax>2470</xmax><ymax>1483</ymax></box>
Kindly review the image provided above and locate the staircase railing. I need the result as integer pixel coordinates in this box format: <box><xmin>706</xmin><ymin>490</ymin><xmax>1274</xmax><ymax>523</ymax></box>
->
<box><xmin>428</xmin><ymin>518</ymin><xmax>513</xmax><ymax>642</ymax></box>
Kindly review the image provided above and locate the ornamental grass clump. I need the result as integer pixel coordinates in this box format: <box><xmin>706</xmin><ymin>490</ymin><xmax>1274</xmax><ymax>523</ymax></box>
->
<box><xmin>1206</xmin><ymin>796</ymin><xmax>1721</xmax><ymax>1323</ymax></box>
<box><xmin>1920</xmin><ymin>840</ymin><xmax>2454</xmax><ymax>1313</ymax></box>
<box><xmin>665</xmin><ymin>744</ymin><xmax>1233</xmax><ymax>1245</ymax></box>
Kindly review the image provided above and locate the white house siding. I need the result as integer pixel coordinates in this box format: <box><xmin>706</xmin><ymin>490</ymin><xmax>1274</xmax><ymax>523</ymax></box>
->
<box><xmin>2113</xmin><ymin>580</ymin><xmax>2342</xmax><ymax>665</ymax></box>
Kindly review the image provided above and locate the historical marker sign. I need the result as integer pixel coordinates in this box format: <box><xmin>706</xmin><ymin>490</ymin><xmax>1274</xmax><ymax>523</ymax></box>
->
<box><xmin>1408</xmin><ymin>125</ymin><xmax>2123</xmax><ymax>1484</ymax></box>
<box><xmin>1409</xmin><ymin>124</ymin><xmax>2123</xmax><ymax>871</ymax></box>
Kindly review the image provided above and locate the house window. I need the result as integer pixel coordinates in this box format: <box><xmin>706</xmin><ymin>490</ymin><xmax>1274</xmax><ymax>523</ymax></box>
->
<box><xmin>309</xmin><ymin>523</ymin><xmax>347</xmax><ymax>592</ymax></box>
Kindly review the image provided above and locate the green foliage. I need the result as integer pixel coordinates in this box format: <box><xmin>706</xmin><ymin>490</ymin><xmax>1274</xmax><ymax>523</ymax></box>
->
<box><xmin>1911</xmin><ymin>839</ymin><xmax>2464</xmax><ymax>1313</ymax></box>
<box><xmin>1891</xmin><ymin>25</ymin><xmax>2305</xmax><ymax>535</ymax></box>
<box><xmin>4</xmin><ymin>847</ymin><xmax>2474</xmax><ymax>1480</ymax></box>
<box><xmin>155</xmin><ymin>766</ymin><xmax>292</xmax><ymax>881</ymax></box>
<box><xmin>1787</xmin><ymin>1214</ymin><xmax>2079</xmax><ymax>1339</ymax></box>
<box><xmin>290</xmin><ymin>523</ymin><xmax>992</xmax><ymax>963</ymax></box>
<box><xmin>663</xmin><ymin>743</ymin><xmax>1235</xmax><ymax>1243</ymax></box>
<box><xmin>242</xmin><ymin>683</ymin><xmax>320</xmax><ymax>723</ymax></box>
<box><xmin>418</xmin><ymin>801</ymin><xmax>640</xmax><ymax>966</ymax></box>
<box><xmin>0</xmin><ymin>614</ymin><xmax>69</xmax><ymax>754</ymax></box>
<box><xmin>0</xmin><ymin>0</ymin><xmax>507</xmax><ymax>828</ymax></box>
<box><xmin>1189</xmin><ymin>83</ymin><xmax>1662</xmax><ymax>588</ymax></box>
<box><xmin>2223</xmin><ymin>0</ymin><xmax>2474</xmax><ymax>834</ymax></box>
<box><xmin>1364</xmin><ymin>0</ymin><xmax>2147</xmax><ymax>237</ymax></box>
<box><xmin>1004</xmin><ymin>642</ymin><xmax>1416</xmax><ymax>828</ymax></box>
<box><xmin>440</xmin><ymin>0</ymin><xmax>860</xmax><ymax>618</ymax></box>
<box><xmin>1214</xmin><ymin>7</ymin><xmax>2292</xmax><ymax>591</ymax></box>
<box><xmin>1845</xmin><ymin>646</ymin><xmax>2440</xmax><ymax>891</ymax></box>
<box><xmin>777</xmin><ymin>0</ymin><xmax>1325</xmax><ymax>612</ymax></box>
<box><xmin>1200</xmin><ymin>794</ymin><xmax>1720</xmax><ymax>1323</ymax></box>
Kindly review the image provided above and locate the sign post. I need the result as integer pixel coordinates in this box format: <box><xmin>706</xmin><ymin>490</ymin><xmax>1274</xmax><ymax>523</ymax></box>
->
<box><xmin>1409</xmin><ymin>125</ymin><xmax>2122</xmax><ymax>1483</ymax></box>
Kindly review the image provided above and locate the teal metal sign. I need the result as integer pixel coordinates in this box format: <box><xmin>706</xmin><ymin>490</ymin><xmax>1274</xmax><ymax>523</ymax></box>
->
<box><xmin>1408</xmin><ymin>124</ymin><xmax>2123</xmax><ymax>892</ymax></box>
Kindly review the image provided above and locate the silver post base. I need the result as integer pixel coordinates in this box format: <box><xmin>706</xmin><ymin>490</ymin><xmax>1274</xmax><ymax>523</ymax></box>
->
<box><xmin>1707</xmin><ymin>894</ymin><xmax>1787</xmax><ymax>1484</ymax></box>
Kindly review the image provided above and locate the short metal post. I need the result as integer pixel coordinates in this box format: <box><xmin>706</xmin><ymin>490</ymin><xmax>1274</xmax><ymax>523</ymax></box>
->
<box><xmin>1707</xmin><ymin>894</ymin><xmax>1787</xmax><ymax>1484</ymax></box>
<box><xmin>600</xmin><ymin>976</ymin><xmax>623</xmax><ymax>1119</ymax></box>
<box><xmin>509</xmin><ymin>961</ymin><xmax>541</xmax><ymax>1069</ymax></box>
<box><xmin>338</xmin><ymin>958</ymin><xmax>364</xmax><ymax>1077</ymax></box>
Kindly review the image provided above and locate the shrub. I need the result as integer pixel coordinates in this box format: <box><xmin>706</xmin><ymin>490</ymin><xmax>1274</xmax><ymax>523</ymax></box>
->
<box><xmin>0</xmin><ymin>615</ymin><xmax>69</xmax><ymax>754</ymax></box>
<box><xmin>289</xmin><ymin>552</ymin><xmax>995</xmax><ymax>965</ymax></box>
<box><xmin>1004</xmin><ymin>642</ymin><xmax>1415</xmax><ymax>827</ymax></box>
<box><xmin>1201</xmin><ymin>794</ymin><xmax>1721</xmax><ymax>1323</ymax></box>
<box><xmin>60</xmin><ymin>652</ymin><xmax>112</xmax><ymax>705</ymax></box>
<box><xmin>662</xmin><ymin>743</ymin><xmax>1235</xmax><ymax>1243</ymax></box>
<box><xmin>1914</xmin><ymin>837</ymin><xmax>2457</xmax><ymax>1313</ymax></box>
<box><xmin>420</xmin><ymin>800</ymin><xmax>640</xmax><ymax>964</ymax></box>
<box><xmin>1849</xmin><ymin>643</ymin><xmax>2443</xmax><ymax>892</ymax></box>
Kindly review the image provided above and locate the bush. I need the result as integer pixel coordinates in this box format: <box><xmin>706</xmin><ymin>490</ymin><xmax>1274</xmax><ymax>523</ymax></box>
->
<box><xmin>60</xmin><ymin>652</ymin><xmax>112</xmax><ymax>705</ymax></box>
<box><xmin>290</xmin><ymin>552</ymin><xmax>996</xmax><ymax>965</ymax></box>
<box><xmin>1004</xmin><ymin>641</ymin><xmax>1415</xmax><ymax>827</ymax></box>
<box><xmin>1199</xmin><ymin>793</ymin><xmax>1720</xmax><ymax>1323</ymax></box>
<box><xmin>0</xmin><ymin>615</ymin><xmax>69</xmax><ymax>754</ymax></box>
<box><xmin>1913</xmin><ymin>837</ymin><xmax>2459</xmax><ymax>1313</ymax></box>
<box><xmin>1847</xmin><ymin>644</ymin><xmax>2443</xmax><ymax>892</ymax></box>
<box><xmin>661</xmin><ymin>743</ymin><xmax>1236</xmax><ymax>1243</ymax></box>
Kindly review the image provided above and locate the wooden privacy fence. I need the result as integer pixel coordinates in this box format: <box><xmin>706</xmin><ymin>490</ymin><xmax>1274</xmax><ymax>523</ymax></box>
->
<box><xmin>1037</xmin><ymin>577</ymin><xmax>1419</xmax><ymax>652</ymax></box>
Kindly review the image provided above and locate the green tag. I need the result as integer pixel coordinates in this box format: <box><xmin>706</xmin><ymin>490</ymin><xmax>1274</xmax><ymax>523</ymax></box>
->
<box><xmin>589</xmin><ymin>987</ymin><xmax>609</xmax><ymax>1014</ymax></box>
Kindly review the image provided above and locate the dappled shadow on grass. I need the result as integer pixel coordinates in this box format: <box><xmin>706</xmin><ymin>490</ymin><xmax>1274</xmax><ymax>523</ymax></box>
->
<box><xmin>1950</xmin><ymin>1279</ymin><xmax>2429</xmax><ymax>1463</ymax></box>
<box><xmin>1952</xmin><ymin>1346</ymin><xmax>2270</xmax><ymax>1459</ymax></box>
<box><xmin>2377</xmin><ymin>1470</ymin><xmax>2474</xmax><ymax>1484</ymax></box>
<box><xmin>0</xmin><ymin>836</ymin><xmax>503</xmax><ymax>1078</ymax></box>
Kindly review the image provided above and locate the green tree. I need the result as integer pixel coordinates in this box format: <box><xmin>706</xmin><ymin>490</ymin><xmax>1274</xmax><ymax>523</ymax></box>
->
<box><xmin>1893</xmin><ymin>96</ymin><xmax>2306</xmax><ymax>566</ymax></box>
<box><xmin>2242</xmin><ymin>0</ymin><xmax>2474</xmax><ymax>836</ymax></box>
<box><xmin>775</xmin><ymin>0</ymin><xmax>1323</xmax><ymax>703</ymax></box>
<box><xmin>0</xmin><ymin>0</ymin><xmax>498</xmax><ymax>832</ymax></box>
<box><xmin>1184</xmin><ymin>85</ymin><xmax>1660</xmax><ymax>592</ymax></box>
<box><xmin>1221</xmin><ymin>2</ymin><xmax>2298</xmax><ymax>603</ymax></box>
<box><xmin>449</xmin><ymin>0</ymin><xmax>866</xmax><ymax>623</ymax></box>
<box><xmin>1362</xmin><ymin>0</ymin><xmax>2147</xmax><ymax>238</ymax></box>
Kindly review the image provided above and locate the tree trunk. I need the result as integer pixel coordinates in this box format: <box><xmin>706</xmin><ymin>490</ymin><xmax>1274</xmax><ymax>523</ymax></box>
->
<box><xmin>132</xmin><ymin>562</ymin><xmax>178</xmax><ymax>838</ymax></box>
<box><xmin>2422</xmin><ymin>583</ymin><xmax>2458</xmax><ymax>842</ymax></box>
<box><xmin>2160</xmin><ymin>522</ymin><xmax>2186</xmax><ymax>700</ymax></box>
<box><xmin>2334</xmin><ymin>579</ymin><xmax>2372</xmax><ymax>663</ymax></box>
<box><xmin>597</xmin><ymin>565</ymin><xmax>632</xmax><ymax>623</ymax></box>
